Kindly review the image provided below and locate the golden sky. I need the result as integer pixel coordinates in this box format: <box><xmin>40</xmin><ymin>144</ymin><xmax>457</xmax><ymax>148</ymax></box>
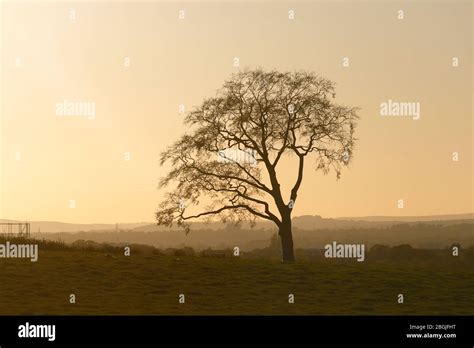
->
<box><xmin>1</xmin><ymin>0</ymin><xmax>472</xmax><ymax>223</ymax></box>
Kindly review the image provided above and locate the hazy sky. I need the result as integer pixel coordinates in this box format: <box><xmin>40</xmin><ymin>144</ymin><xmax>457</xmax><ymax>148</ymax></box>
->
<box><xmin>1</xmin><ymin>0</ymin><xmax>472</xmax><ymax>223</ymax></box>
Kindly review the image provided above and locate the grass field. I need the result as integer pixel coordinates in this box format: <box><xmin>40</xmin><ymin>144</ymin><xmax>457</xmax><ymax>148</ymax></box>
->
<box><xmin>0</xmin><ymin>248</ymin><xmax>472</xmax><ymax>315</ymax></box>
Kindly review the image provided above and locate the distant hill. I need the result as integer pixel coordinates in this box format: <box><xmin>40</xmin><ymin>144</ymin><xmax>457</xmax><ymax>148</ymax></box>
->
<box><xmin>3</xmin><ymin>213</ymin><xmax>471</xmax><ymax>233</ymax></box>
<box><xmin>335</xmin><ymin>213</ymin><xmax>474</xmax><ymax>222</ymax></box>
<box><xmin>0</xmin><ymin>220</ymin><xmax>149</xmax><ymax>233</ymax></box>
<box><xmin>31</xmin><ymin>221</ymin><xmax>474</xmax><ymax>250</ymax></box>
<box><xmin>133</xmin><ymin>213</ymin><xmax>474</xmax><ymax>233</ymax></box>
<box><xmin>290</xmin><ymin>213</ymin><xmax>474</xmax><ymax>230</ymax></box>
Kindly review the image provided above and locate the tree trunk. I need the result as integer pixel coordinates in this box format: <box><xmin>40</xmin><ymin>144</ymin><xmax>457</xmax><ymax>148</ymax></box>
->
<box><xmin>279</xmin><ymin>216</ymin><xmax>295</xmax><ymax>262</ymax></box>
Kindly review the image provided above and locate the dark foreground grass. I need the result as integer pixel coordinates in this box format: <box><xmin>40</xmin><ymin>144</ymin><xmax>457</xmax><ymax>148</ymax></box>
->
<box><xmin>0</xmin><ymin>250</ymin><xmax>472</xmax><ymax>315</ymax></box>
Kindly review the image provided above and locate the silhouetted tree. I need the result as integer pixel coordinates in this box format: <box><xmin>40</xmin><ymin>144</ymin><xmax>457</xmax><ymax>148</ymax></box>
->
<box><xmin>156</xmin><ymin>69</ymin><xmax>358</xmax><ymax>261</ymax></box>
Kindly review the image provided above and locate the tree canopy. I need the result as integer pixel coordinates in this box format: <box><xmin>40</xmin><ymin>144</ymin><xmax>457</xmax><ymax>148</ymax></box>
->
<box><xmin>156</xmin><ymin>69</ymin><xmax>359</xmax><ymax>245</ymax></box>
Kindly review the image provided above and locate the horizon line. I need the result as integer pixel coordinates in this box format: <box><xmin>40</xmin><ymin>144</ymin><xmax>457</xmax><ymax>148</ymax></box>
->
<box><xmin>1</xmin><ymin>212</ymin><xmax>473</xmax><ymax>225</ymax></box>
